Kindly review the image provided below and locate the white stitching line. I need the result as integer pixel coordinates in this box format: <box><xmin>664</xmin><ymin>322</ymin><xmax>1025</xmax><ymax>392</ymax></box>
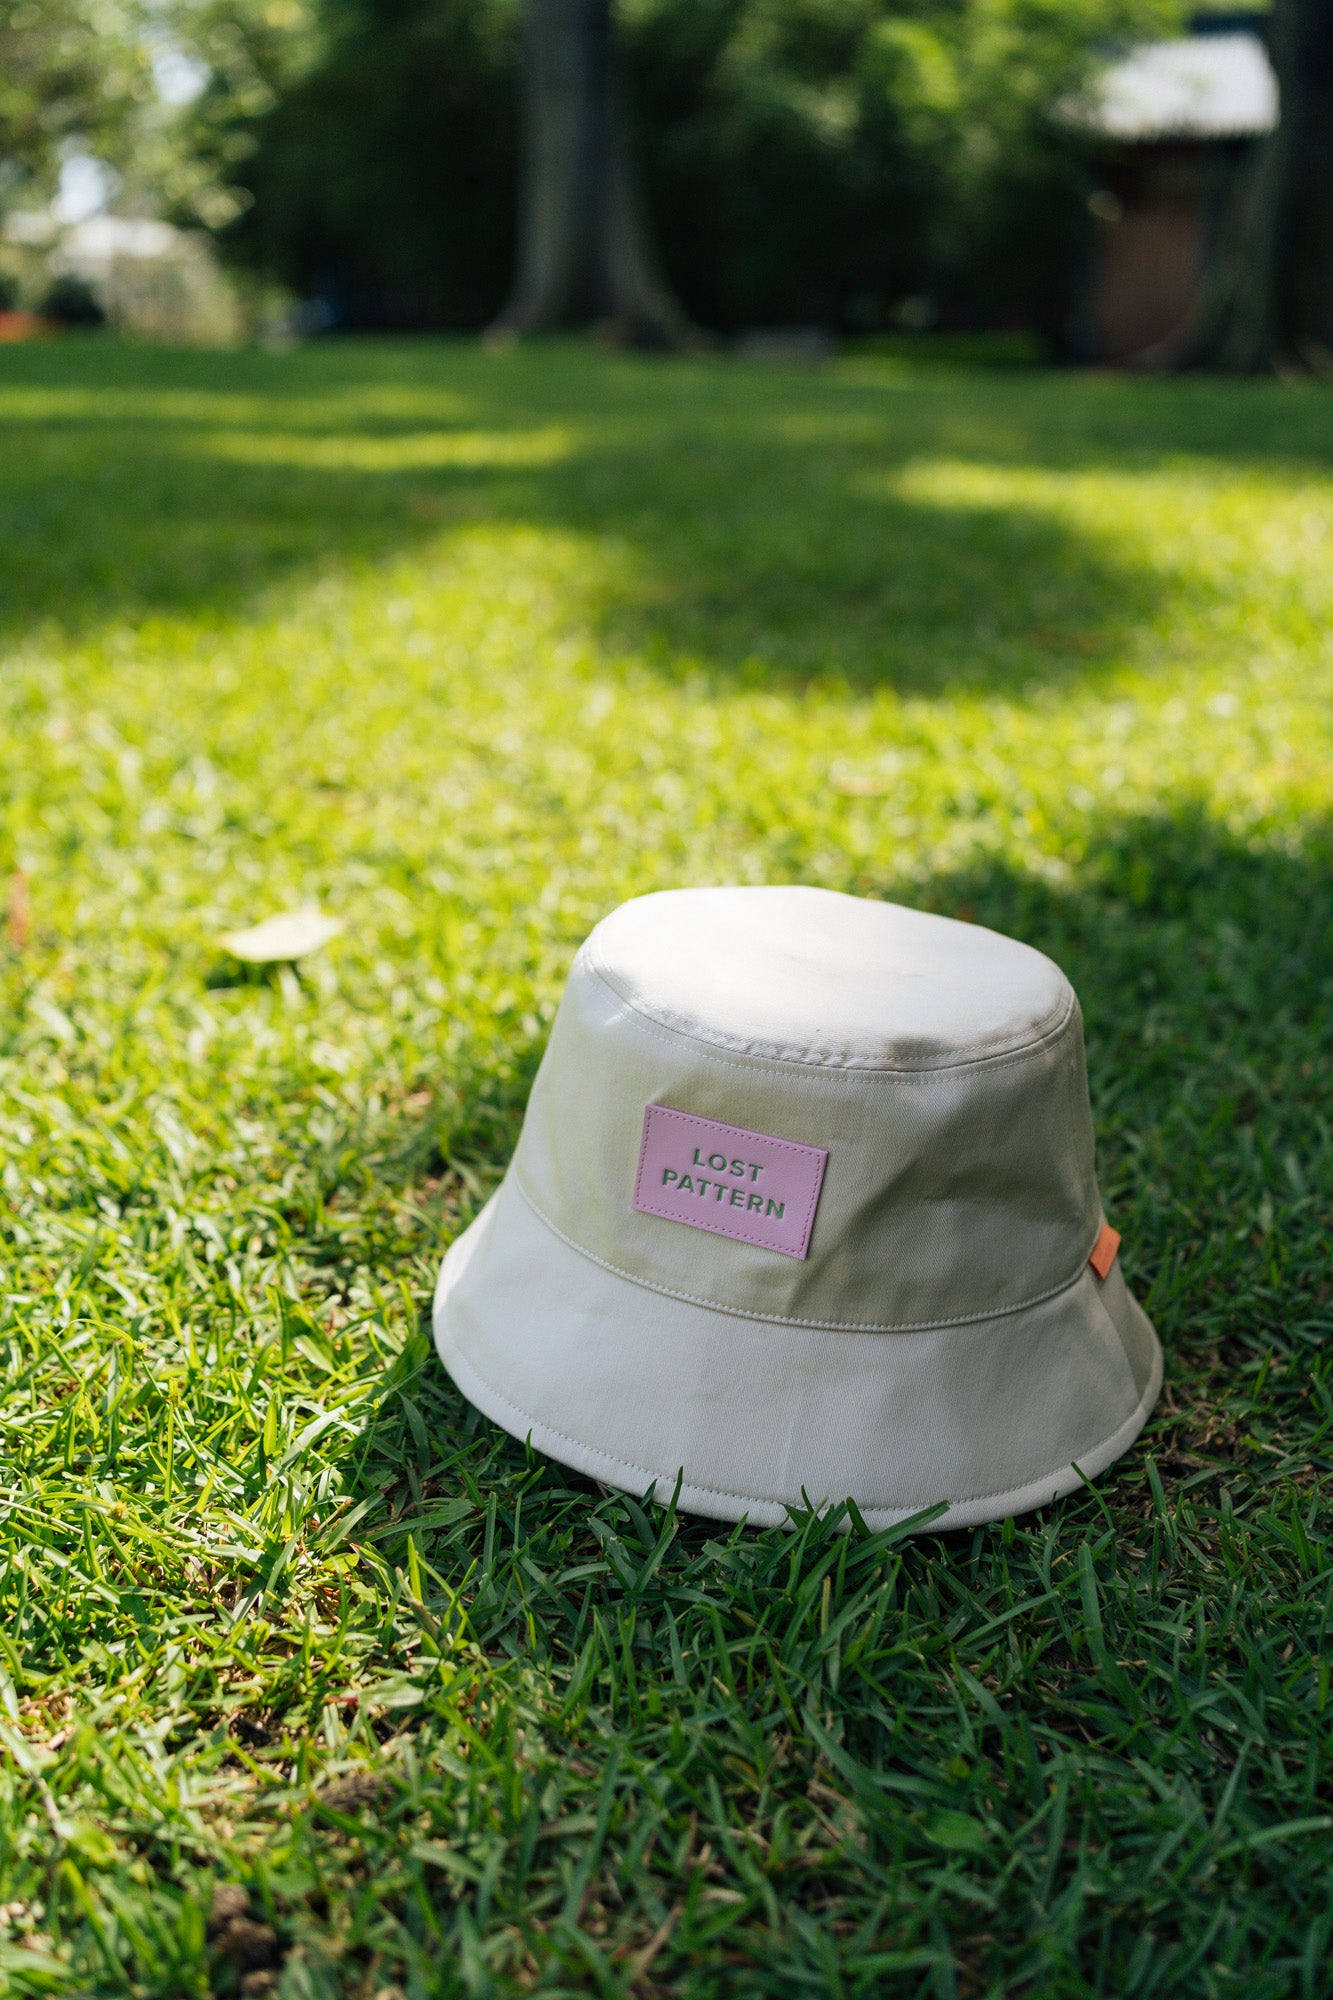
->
<box><xmin>586</xmin><ymin>938</ymin><xmax>1077</xmax><ymax>1077</ymax></box>
<box><xmin>585</xmin><ymin>950</ymin><xmax>1078</xmax><ymax>1083</ymax></box>
<box><xmin>512</xmin><ymin>1170</ymin><xmax>1101</xmax><ymax>1334</ymax></box>
<box><xmin>443</xmin><ymin>1318</ymin><xmax>1160</xmax><ymax>1513</ymax></box>
<box><xmin>631</xmin><ymin>1105</ymin><xmax>826</xmax><ymax>1259</ymax></box>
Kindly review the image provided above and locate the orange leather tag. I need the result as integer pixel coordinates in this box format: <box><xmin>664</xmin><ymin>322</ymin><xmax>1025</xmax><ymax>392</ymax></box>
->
<box><xmin>1089</xmin><ymin>1222</ymin><xmax>1120</xmax><ymax>1280</ymax></box>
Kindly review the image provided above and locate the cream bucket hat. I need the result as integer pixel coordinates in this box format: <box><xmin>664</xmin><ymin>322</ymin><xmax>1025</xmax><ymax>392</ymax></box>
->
<box><xmin>433</xmin><ymin>887</ymin><xmax>1162</xmax><ymax>1530</ymax></box>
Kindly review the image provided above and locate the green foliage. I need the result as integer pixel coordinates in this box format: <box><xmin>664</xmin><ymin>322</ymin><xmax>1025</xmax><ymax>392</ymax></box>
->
<box><xmin>629</xmin><ymin>0</ymin><xmax>1185</xmax><ymax>329</ymax></box>
<box><xmin>150</xmin><ymin>0</ymin><xmax>327</xmax><ymax>230</ymax></box>
<box><xmin>0</xmin><ymin>337</ymin><xmax>1330</xmax><ymax>1993</ymax></box>
<box><xmin>0</xmin><ymin>0</ymin><xmax>154</xmax><ymax>203</ymax></box>
<box><xmin>0</xmin><ymin>0</ymin><xmax>315</xmax><ymax>233</ymax></box>
<box><xmin>627</xmin><ymin>0</ymin><xmax>934</xmax><ymax>328</ymax></box>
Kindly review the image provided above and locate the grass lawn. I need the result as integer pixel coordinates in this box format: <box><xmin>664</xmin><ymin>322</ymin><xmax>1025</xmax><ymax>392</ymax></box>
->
<box><xmin>0</xmin><ymin>335</ymin><xmax>1331</xmax><ymax>1999</ymax></box>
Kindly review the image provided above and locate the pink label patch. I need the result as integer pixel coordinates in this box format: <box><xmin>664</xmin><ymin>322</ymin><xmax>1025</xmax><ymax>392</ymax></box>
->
<box><xmin>632</xmin><ymin>1104</ymin><xmax>828</xmax><ymax>1260</ymax></box>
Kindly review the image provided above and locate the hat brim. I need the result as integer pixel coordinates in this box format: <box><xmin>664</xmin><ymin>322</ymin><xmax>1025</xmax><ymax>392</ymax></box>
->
<box><xmin>433</xmin><ymin>1173</ymin><xmax>1163</xmax><ymax>1532</ymax></box>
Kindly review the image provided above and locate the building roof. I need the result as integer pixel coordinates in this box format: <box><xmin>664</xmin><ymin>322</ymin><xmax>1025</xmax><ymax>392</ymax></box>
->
<box><xmin>1066</xmin><ymin>31</ymin><xmax>1278</xmax><ymax>143</ymax></box>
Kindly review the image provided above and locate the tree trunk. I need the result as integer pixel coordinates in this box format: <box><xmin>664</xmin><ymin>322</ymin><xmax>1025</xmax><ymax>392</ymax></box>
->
<box><xmin>489</xmin><ymin>0</ymin><xmax>692</xmax><ymax>346</ymax></box>
<box><xmin>1190</xmin><ymin>0</ymin><xmax>1333</xmax><ymax>369</ymax></box>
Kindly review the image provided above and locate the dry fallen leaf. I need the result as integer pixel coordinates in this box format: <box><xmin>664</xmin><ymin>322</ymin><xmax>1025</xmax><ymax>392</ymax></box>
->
<box><xmin>218</xmin><ymin>910</ymin><xmax>343</xmax><ymax>963</ymax></box>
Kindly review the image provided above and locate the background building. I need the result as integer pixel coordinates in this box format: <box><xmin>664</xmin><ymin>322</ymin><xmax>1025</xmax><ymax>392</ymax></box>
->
<box><xmin>1072</xmin><ymin>14</ymin><xmax>1279</xmax><ymax>366</ymax></box>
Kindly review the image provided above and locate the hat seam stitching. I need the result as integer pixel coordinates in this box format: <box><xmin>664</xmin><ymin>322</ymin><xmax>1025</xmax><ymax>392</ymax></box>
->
<box><xmin>512</xmin><ymin>1170</ymin><xmax>1103</xmax><ymax>1335</ymax></box>
<box><xmin>586</xmin><ymin>951</ymin><xmax>1078</xmax><ymax>1077</ymax></box>
<box><xmin>443</xmin><ymin>1333</ymin><xmax>1159</xmax><ymax>1514</ymax></box>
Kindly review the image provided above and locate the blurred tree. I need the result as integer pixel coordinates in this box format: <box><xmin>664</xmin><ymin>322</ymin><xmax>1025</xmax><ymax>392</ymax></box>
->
<box><xmin>0</xmin><ymin>0</ymin><xmax>152</xmax><ymax>205</ymax></box>
<box><xmin>491</xmin><ymin>0</ymin><xmax>691</xmax><ymax>341</ymax></box>
<box><xmin>1190</xmin><ymin>0</ymin><xmax>1333</xmax><ymax>368</ymax></box>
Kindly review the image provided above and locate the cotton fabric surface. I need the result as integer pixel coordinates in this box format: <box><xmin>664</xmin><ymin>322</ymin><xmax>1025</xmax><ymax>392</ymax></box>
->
<box><xmin>433</xmin><ymin>886</ymin><xmax>1162</xmax><ymax>1529</ymax></box>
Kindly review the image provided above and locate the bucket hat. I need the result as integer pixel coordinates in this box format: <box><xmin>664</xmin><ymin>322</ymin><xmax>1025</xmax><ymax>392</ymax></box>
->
<box><xmin>433</xmin><ymin>886</ymin><xmax>1162</xmax><ymax>1530</ymax></box>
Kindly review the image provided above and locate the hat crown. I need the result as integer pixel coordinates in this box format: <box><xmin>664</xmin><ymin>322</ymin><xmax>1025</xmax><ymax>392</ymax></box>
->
<box><xmin>513</xmin><ymin>887</ymin><xmax>1102</xmax><ymax>1333</ymax></box>
<box><xmin>592</xmin><ymin>885</ymin><xmax>1070</xmax><ymax>1067</ymax></box>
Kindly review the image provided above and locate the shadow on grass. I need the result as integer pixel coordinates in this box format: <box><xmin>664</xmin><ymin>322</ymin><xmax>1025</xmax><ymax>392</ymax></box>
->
<box><xmin>3</xmin><ymin>339</ymin><xmax>1329</xmax><ymax>697</ymax></box>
